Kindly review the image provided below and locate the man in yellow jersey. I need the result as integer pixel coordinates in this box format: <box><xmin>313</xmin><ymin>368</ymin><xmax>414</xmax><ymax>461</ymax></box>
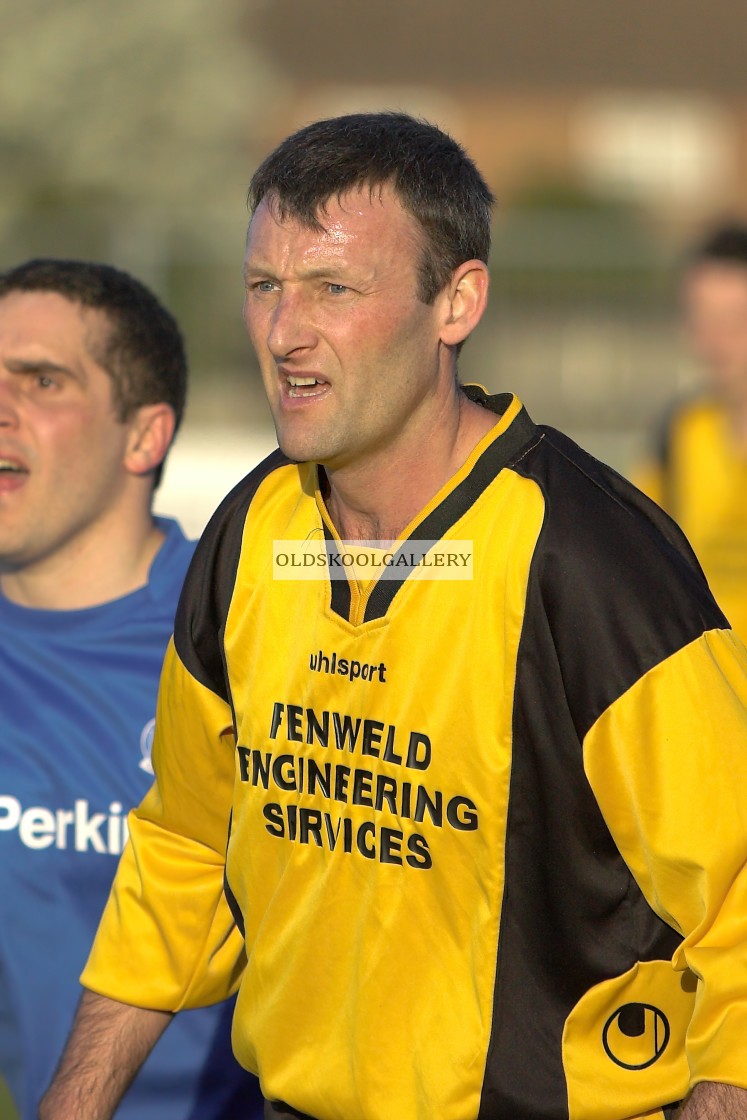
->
<box><xmin>636</xmin><ymin>224</ymin><xmax>747</xmax><ymax>643</ymax></box>
<box><xmin>42</xmin><ymin>114</ymin><xmax>747</xmax><ymax>1120</ymax></box>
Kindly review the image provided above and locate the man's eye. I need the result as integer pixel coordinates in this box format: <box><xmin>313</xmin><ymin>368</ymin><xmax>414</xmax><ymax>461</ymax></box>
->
<box><xmin>35</xmin><ymin>374</ymin><xmax>56</xmax><ymax>389</ymax></box>
<box><xmin>253</xmin><ymin>281</ymin><xmax>277</xmax><ymax>293</ymax></box>
<box><xmin>328</xmin><ymin>284</ymin><xmax>348</xmax><ymax>295</ymax></box>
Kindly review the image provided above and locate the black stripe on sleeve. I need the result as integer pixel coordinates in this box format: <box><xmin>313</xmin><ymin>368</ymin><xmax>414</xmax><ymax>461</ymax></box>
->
<box><xmin>221</xmin><ymin>810</ymin><xmax>245</xmax><ymax>940</ymax></box>
<box><xmin>479</xmin><ymin>427</ymin><xmax>723</xmax><ymax>1117</ymax></box>
<box><xmin>173</xmin><ymin>448</ymin><xmax>292</xmax><ymax>702</ymax></box>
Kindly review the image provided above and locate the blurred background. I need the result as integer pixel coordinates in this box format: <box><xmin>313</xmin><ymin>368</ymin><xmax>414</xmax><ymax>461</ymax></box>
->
<box><xmin>2</xmin><ymin>1</ymin><xmax>747</xmax><ymax>1114</ymax></box>
<box><xmin>2</xmin><ymin>0</ymin><xmax>747</xmax><ymax>534</ymax></box>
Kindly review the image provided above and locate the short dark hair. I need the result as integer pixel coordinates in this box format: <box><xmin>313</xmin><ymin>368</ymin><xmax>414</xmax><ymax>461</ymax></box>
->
<box><xmin>248</xmin><ymin>111</ymin><xmax>495</xmax><ymax>304</ymax></box>
<box><xmin>688</xmin><ymin>223</ymin><xmax>747</xmax><ymax>272</ymax></box>
<box><xmin>0</xmin><ymin>258</ymin><xmax>187</xmax><ymax>485</ymax></box>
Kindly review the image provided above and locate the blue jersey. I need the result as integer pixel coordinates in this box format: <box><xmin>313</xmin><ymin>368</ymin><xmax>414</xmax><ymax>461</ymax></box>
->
<box><xmin>0</xmin><ymin>518</ymin><xmax>264</xmax><ymax>1120</ymax></box>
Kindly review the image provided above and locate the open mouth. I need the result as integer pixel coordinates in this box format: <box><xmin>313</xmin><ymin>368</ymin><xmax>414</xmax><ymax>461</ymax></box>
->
<box><xmin>0</xmin><ymin>459</ymin><xmax>27</xmax><ymax>476</ymax></box>
<box><xmin>285</xmin><ymin>375</ymin><xmax>329</xmax><ymax>400</ymax></box>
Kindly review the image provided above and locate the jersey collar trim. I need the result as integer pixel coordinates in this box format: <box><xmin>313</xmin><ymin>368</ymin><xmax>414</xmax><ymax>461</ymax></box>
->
<box><xmin>316</xmin><ymin>390</ymin><xmax>538</xmax><ymax>624</ymax></box>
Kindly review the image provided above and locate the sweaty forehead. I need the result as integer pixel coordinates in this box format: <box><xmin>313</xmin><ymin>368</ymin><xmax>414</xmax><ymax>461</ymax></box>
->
<box><xmin>245</xmin><ymin>187</ymin><xmax>423</xmax><ymax>270</ymax></box>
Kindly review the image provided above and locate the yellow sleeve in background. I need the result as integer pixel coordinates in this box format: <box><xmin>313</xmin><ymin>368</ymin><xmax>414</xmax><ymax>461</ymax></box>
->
<box><xmin>630</xmin><ymin>458</ymin><xmax>666</xmax><ymax>511</ymax></box>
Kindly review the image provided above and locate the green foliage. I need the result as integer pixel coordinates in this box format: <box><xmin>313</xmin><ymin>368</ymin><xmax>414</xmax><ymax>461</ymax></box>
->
<box><xmin>0</xmin><ymin>0</ymin><xmax>287</xmax><ymax>392</ymax></box>
<box><xmin>0</xmin><ymin>0</ymin><xmax>283</xmax><ymax>220</ymax></box>
<box><xmin>490</xmin><ymin>176</ymin><xmax>663</xmax><ymax>302</ymax></box>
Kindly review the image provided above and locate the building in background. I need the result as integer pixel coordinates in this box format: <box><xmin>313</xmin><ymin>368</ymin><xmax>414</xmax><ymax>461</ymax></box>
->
<box><xmin>249</xmin><ymin>0</ymin><xmax>747</xmax><ymax>466</ymax></box>
<box><xmin>251</xmin><ymin>0</ymin><xmax>747</xmax><ymax>228</ymax></box>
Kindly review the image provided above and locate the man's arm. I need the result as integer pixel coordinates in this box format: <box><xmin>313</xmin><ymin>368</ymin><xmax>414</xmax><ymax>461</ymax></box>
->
<box><xmin>38</xmin><ymin>990</ymin><xmax>172</xmax><ymax>1120</ymax></box>
<box><xmin>678</xmin><ymin>1083</ymin><xmax>747</xmax><ymax>1118</ymax></box>
<box><xmin>583</xmin><ymin>628</ymin><xmax>747</xmax><ymax>1107</ymax></box>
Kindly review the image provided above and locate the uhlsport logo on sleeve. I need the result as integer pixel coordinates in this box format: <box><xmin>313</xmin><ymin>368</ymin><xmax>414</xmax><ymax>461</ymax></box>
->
<box><xmin>273</xmin><ymin>538</ymin><xmax>474</xmax><ymax>580</ymax></box>
<box><xmin>602</xmin><ymin>1003</ymin><xmax>670</xmax><ymax>1070</ymax></box>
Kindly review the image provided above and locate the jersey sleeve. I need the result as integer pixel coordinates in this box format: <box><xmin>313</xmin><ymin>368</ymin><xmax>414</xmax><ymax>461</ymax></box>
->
<box><xmin>583</xmin><ymin>627</ymin><xmax>747</xmax><ymax>1091</ymax></box>
<box><xmin>81</xmin><ymin>452</ymin><xmax>292</xmax><ymax>1011</ymax></box>
<box><xmin>81</xmin><ymin>637</ymin><xmax>245</xmax><ymax>1011</ymax></box>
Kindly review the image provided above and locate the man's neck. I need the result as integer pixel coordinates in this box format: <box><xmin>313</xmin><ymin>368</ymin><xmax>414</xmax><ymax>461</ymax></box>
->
<box><xmin>323</xmin><ymin>389</ymin><xmax>498</xmax><ymax>542</ymax></box>
<box><xmin>0</xmin><ymin>515</ymin><xmax>165</xmax><ymax>611</ymax></box>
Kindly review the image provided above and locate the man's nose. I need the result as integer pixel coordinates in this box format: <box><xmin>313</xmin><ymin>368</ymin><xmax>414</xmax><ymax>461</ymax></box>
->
<box><xmin>0</xmin><ymin>375</ymin><xmax>20</xmax><ymax>427</ymax></box>
<box><xmin>267</xmin><ymin>289</ymin><xmax>316</xmax><ymax>358</ymax></box>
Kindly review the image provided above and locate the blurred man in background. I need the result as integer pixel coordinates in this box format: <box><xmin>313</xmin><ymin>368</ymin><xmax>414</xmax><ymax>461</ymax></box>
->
<box><xmin>0</xmin><ymin>259</ymin><xmax>263</xmax><ymax>1119</ymax></box>
<box><xmin>636</xmin><ymin>224</ymin><xmax>747</xmax><ymax>642</ymax></box>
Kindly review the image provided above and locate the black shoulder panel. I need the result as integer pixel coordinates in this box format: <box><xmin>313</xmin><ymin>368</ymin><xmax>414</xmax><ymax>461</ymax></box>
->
<box><xmin>516</xmin><ymin>426</ymin><xmax>725</xmax><ymax>742</ymax></box>
<box><xmin>479</xmin><ymin>429</ymin><xmax>720</xmax><ymax>1117</ymax></box>
<box><xmin>173</xmin><ymin>448</ymin><xmax>291</xmax><ymax>703</ymax></box>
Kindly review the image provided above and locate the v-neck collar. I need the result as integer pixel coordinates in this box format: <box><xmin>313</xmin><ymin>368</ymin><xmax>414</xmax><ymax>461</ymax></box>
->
<box><xmin>315</xmin><ymin>390</ymin><xmax>538</xmax><ymax>625</ymax></box>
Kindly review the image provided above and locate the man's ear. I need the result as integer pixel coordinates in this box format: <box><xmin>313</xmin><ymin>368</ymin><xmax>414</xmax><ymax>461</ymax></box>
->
<box><xmin>438</xmin><ymin>260</ymin><xmax>490</xmax><ymax>348</ymax></box>
<box><xmin>124</xmin><ymin>403</ymin><xmax>176</xmax><ymax>478</ymax></box>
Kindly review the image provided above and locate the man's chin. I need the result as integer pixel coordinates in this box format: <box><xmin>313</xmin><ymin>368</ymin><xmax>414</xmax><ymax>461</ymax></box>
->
<box><xmin>277</xmin><ymin>433</ymin><xmax>338</xmax><ymax>466</ymax></box>
<box><xmin>277</xmin><ymin>438</ymin><xmax>313</xmax><ymax>464</ymax></box>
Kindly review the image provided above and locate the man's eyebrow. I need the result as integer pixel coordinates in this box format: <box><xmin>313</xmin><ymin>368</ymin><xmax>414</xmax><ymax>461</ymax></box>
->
<box><xmin>243</xmin><ymin>263</ymin><xmax>267</xmax><ymax>282</ymax></box>
<box><xmin>243</xmin><ymin>262</ymin><xmax>355</xmax><ymax>284</ymax></box>
<box><xmin>5</xmin><ymin>357</ymin><xmax>77</xmax><ymax>378</ymax></box>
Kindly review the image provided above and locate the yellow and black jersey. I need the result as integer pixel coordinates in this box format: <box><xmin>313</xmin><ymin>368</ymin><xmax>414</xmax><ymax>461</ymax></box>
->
<box><xmin>84</xmin><ymin>390</ymin><xmax>747</xmax><ymax>1120</ymax></box>
<box><xmin>635</xmin><ymin>395</ymin><xmax>747</xmax><ymax>644</ymax></box>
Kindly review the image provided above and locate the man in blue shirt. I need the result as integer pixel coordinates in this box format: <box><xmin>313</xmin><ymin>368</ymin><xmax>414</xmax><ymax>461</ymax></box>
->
<box><xmin>0</xmin><ymin>259</ymin><xmax>263</xmax><ymax>1119</ymax></box>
